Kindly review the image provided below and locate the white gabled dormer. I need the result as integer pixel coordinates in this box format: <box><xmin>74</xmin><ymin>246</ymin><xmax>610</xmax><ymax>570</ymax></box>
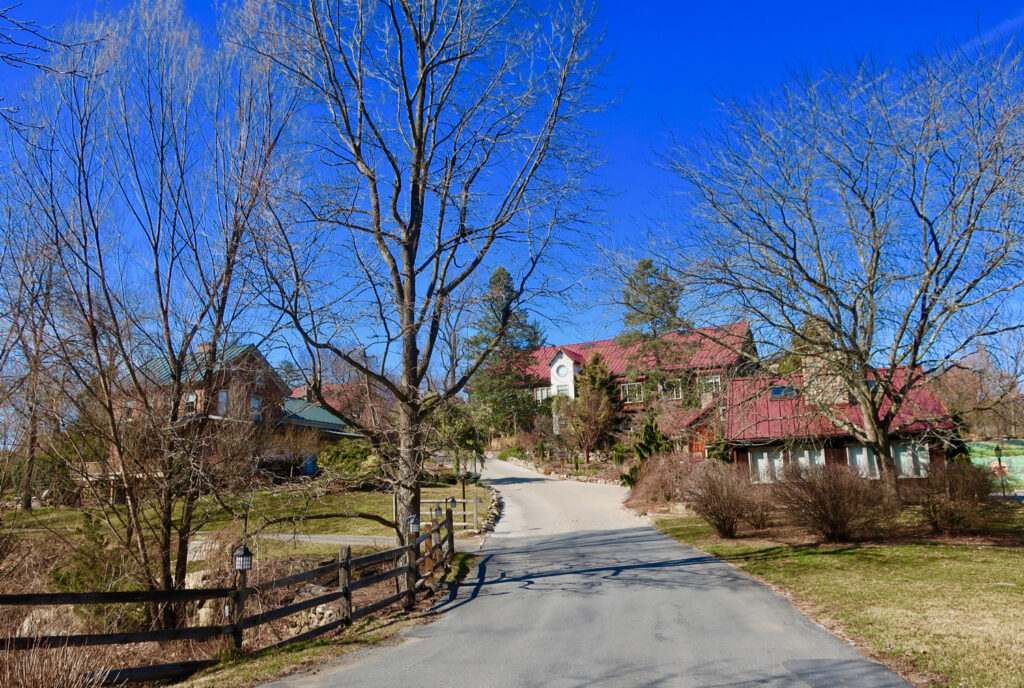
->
<box><xmin>549</xmin><ymin>350</ymin><xmax>578</xmax><ymax>399</ymax></box>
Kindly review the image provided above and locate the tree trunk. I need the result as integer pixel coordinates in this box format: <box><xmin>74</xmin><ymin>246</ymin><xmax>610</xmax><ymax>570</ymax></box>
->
<box><xmin>18</xmin><ymin>407</ymin><xmax>38</xmax><ymax>511</ymax></box>
<box><xmin>872</xmin><ymin>436</ymin><xmax>900</xmax><ymax>505</ymax></box>
<box><xmin>395</xmin><ymin>402</ymin><xmax>421</xmax><ymax>551</ymax></box>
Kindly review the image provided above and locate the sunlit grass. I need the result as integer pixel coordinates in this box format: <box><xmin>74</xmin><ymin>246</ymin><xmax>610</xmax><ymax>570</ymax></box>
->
<box><xmin>658</xmin><ymin>516</ymin><xmax>1024</xmax><ymax>688</ymax></box>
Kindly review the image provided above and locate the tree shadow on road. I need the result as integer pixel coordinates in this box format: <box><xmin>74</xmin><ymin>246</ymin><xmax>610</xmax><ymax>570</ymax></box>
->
<box><xmin>436</xmin><ymin>527</ymin><xmax>762</xmax><ymax>613</ymax></box>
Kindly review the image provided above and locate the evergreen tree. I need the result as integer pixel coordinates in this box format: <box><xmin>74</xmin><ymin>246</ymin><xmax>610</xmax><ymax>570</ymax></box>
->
<box><xmin>618</xmin><ymin>259</ymin><xmax>695</xmax><ymax>405</ymax></box>
<box><xmin>465</xmin><ymin>267</ymin><xmax>545</xmax><ymax>436</ymax></box>
<box><xmin>622</xmin><ymin>259</ymin><xmax>687</xmax><ymax>337</ymax></box>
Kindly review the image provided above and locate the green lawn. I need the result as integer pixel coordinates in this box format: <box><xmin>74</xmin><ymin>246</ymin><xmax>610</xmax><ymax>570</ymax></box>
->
<box><xmin>657</xmin><ymin>516</ymin><xmax>1024</xmax><ymax>688</ymax></box>
<box><xmin>5</xmin><ymin>483</ymin><xmax>490</xmax><ymax>538</ymax></box>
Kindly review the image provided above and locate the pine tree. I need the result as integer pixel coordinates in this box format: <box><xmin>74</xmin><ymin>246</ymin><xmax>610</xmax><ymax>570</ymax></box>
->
<box><xmin>465</xmin><ymin>267</ymin><xmax>545</xmax><ymax>436</ymax></box>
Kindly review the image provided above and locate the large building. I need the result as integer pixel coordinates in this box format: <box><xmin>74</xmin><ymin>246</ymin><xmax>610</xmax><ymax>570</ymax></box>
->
<box><xmin>529</xmin><ymin>323</ymin><xmax>955</xmax><ymax>481</ymax></box>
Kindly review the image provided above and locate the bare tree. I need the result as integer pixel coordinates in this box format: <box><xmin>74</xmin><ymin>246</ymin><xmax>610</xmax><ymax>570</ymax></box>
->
<box><xmin>4</xmin><ymin>0</ymin><xmax>297</xmax><ymax>625</ymax></box>
<box><xmin>658</xmin><ymin>45</ymin><xmax>1024</xmax><ymax>502</ymax></box>
<box><xmin>247</xmin><ymin>0</ymin><xmax>604</xmax><ymax>543</ymax></box>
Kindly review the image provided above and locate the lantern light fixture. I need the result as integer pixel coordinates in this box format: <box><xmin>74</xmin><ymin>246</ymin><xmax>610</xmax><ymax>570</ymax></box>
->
<box><xmin>233</xmin><ymin>544</ymin><xmax>253</xmax><ymax>571</ymax></box>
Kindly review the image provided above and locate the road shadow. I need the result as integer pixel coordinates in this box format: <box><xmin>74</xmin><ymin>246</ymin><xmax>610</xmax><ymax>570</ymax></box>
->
<box><xmin>484</xmin><ymin>476</ymin><xmax>547</xmax><ymax>485</ymax></box>
<box><xmin>436</xmin><ymin>527</ymin><xmax>761</xmax><ymax>613</ymax></box>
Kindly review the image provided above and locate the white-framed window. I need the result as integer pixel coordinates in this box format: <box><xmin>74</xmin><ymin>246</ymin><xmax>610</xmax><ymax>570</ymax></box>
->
<box><xmin>750</xmin><ymin>448</ymin><xmax>785</xmax><ymax>483</ymax></box>
<box><xmin>217</xmin><ymin>389</ymin><xmax>229</xmax><ymax>417</ymax></box>
<box><xmin>847</xmin><ymin>445</ymin><xmax>879</xmax><ymax>478</ymax></box>
<box><xmin>123</xmin><ymin>399</ymin><xmax>135</xmax><ymax>420</ymax></box>
<box><xmin>184</xmin><ymin>392</ymin><xmax>197</xmax><ymax>415</ymax></box>
<box><xmin>251</xmin><ymin>395</ymin><xmax>262</xmax><ymax>419</ymax></box>
<box><xmin>791</xmin><ymin>446</ymin><xmax>825</xmax><ymax>472</ymax></box>
<box><xmin>893</xmin><ymin>443</ymin><xmax>929</xmax><ymax>478</ymax></box>
<box><xmin>663</xmin><ymin>379</ymin><xmax>684</xmax><ymax>401</ymax></box>
<box><xmin>620</xmin><ymin>382</ymin><xmax>644</xmax><ymax>404</ymax></box>
<box><xmin>533</xmin><ymin>387</ymin><xmax>552</xmax><ymax>402</ymax></box>
<box><xmin>556</xmin><ymin>384</ymin><xmax>570</xmax><ymax>397</ymax></box>
<box><xmin>697</xmin><ymin>375</ymin><xmax>722</xmax><ymax>395</ymax></box>
<box><xmin>555</xmin><ymin>364</ymin><xmax>569</xmax><ymax>377</ymax></box>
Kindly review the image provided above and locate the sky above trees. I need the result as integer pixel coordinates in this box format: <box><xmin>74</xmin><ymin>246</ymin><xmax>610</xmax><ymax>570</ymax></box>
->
<box><xmin>3</xmin><ymin>0</ymin><xmax>1024</xmax><ymax>343</ymax></box>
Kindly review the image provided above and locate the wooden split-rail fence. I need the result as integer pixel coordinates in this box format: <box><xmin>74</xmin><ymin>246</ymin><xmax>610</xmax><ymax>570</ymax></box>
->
<box><xmin>0</xmin><ymin>499</ymin><xmax>458</xmax><ymax>684</ymax></box>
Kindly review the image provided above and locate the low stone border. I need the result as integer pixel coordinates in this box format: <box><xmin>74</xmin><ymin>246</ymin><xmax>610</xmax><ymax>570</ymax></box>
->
<box><xmin>480</xmin><ymin>485</ymin><xmax>503</xmax><ymax>532</ymax></box>
<box><xmin>500</xmin><ymin>455</ymin><xmax>620</xmax><ymax>485</ymax></box>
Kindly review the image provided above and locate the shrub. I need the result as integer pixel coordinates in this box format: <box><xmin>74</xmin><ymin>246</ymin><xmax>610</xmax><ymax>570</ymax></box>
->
<box><xmin>772</xmin><ymin>464</ymin><xmax>880</xmax><ymax>542</ymax></box>
<box><xmin>612</xmin><ymin>443</ymin><xmax>626</xmax><ymax>466</ymax></box>
<box><xmin>619</xmin><ymin>462</ymin><xmax>642</xmax><ymax>488</ymax></box>
<box><xmin>917</xmin><ymin>463</ymin><xmax>998</xmax><ymax>535</ymax></box>
<box><xmin>0</xmin><ymin>646</ymin><xmax>111</xmax><ymax>688</ymax></box>
<box><xmin>317</xmin><ymin>441</ymin><xmax>379</xmax><ymax>479</ymax></box>
<box><xmin>10</xmin><ymin>453</ymin><xmax>77</xmax><ymax>506</ymax></box>
<box><xmin>744</xmin><ymin>485</ymin><xmax>775</xmax><ymax>530</ymax></box>
<box><xmin>625</xmin><ymin>452</ymin><xmax>698</xmax><ymax>504</ymax></box>
<box><xmin>497</xmin><ymin>446</ymin><xmax>525</xmax><ymax>461</ymax></box>
<box><xmin>535</xmin><ymin>439</ymin><xmax>546</xmax><ymax>461</ymax></box>
<box><xmin>684</xmin><ymin>462</ymin><xmax>752</xmax><ymax>538</ymax></box>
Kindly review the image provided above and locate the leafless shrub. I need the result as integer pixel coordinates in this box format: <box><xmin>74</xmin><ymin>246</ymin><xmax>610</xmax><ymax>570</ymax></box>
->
<box><xmin>0</xmin><ymin>645</ymin><xmax>115</xmax><ymax>688</ymax></box>
<box><xmin>772</xmin><ymin>464</ymin><xmax>881</xmax><ymax>542</ymax></box>
<box><xmin>915</xmin><ymin>463</ymin><xmax>1002</xmax><ymax>535</ymax></box>
<box><xmin>744</xmin><ymin>485</ymin><xmax>775</xmax><ymax>530</ymax></box>
<box><xmin>683</xmin><ymin>461</ymin><xmax>752</xmax><ymax>538</ymax></box>
<box><xmin>625</xmin><ymin>452</ymin><xmax>700</xmax><ymax>505</ymax></box>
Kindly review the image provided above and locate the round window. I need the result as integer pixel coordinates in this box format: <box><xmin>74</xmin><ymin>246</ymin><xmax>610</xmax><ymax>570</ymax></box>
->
<box><xmin>556</xmin><ymin>364</ymin><xmax>568</xmax><ymax>377</ymax></box>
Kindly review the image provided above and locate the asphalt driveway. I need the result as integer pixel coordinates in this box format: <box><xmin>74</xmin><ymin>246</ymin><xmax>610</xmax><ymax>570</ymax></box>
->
<box><xmin>262</xmin><ymin>460</ymin><xmax>909</xmax><ymax>687</ymax></box>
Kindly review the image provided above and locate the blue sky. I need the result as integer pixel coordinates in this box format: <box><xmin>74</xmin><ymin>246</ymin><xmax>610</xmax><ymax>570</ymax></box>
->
<box><xmin>5</xmin><ymin>0</ymin><xmax>1024</xmax><ymax>345</ymax></box>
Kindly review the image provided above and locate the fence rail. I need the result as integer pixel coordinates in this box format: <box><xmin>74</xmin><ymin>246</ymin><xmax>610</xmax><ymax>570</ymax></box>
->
<box><xmin>0</xmin><ymin>498</ymin><xmax>459</xmax><ymax>685</ymax></box>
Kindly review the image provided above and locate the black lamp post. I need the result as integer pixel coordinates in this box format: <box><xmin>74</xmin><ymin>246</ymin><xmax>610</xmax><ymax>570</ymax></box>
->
<box><xmin>995</xmin><ymin>444</ymin><xmax>1007</xmax><ymax>497</ymax></box>
<box><xmin>458</xmin><ymin>466</ymin><xmax>467</xmax><ymax>527</ymax></box>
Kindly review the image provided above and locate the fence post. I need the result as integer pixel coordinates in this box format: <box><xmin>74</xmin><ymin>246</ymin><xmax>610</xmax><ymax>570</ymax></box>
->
<box><xmin>338</xmin><ymin>546</ymin><xmax>351</xmax><ymax>625</ymax></box>
<box><xmin>423</xmin><ymin>522</ymin><xmax>434</xmax><ymax>593</ymax></box>
<box><xmin>446</xmin><ymin>497</ymin><xmax>456</xmax><ymax>573</ymax></box>
<box><xmin>229</xmin><ymin>570</ymin><xmax>247</xmax><ymax>653</ymax></box>
<box><xmin>404</xmin><ymin>537</ymin><xmax>419</xmax><ymax>611</ymax></box>
<box><xmin>472</xmin><ymin>494</ymin><xmax>479</xmax><ymax>531</ymax></box>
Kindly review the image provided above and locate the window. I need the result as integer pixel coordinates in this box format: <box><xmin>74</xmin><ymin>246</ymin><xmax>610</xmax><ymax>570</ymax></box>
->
<box><xmin>697</xmin><ymin>375</ymin><xmax>722</xmax><ymax>395</ymax></box>
<box><xmin>216</xmin><ymin>390</ymin><xmax>229</xmax><ymax>416</ymax></box>
<box><xmin>556</xmin><ymin>385</ymin><xmax>570</xmax><ymax>397</ymax></box>
<box><xmin>620</xmin><ymin>382</ymin><xmax>643</xmax><ymax>404</ymax></box>
<box><xmin>769</xmin><ymin>385</ymin><xmax>799</xmax><ymax>400</ymax></box>
<box><xmin>893</xmin><ymin>443</ymin><xmax>929</xmax><ymax>478</ymax></box>
<box><xmin>555</xmin><ymin>364</ymin><xmax>568</xmax><ymax>377</ymax></box>
<box><xmin>750</xmin><ymin>449</ymin><xmax>785</xmax><ymax>483</ymax></box>
<box><xmin>184</xmin><ymin>392</ymin><xmax>196</xmax><ymax>415</ymax></box>
<box><xmin>533</xmin><ymin>387</ymin><xmax>552</xmax><ymax>402</ymax></box>
<box><xmin>847</xmin><ymin>445</ymin><xmax>879</xmax><ymax>479</ymax></box>
<box><xmin>123</xmin><ymin>399</ymin><xmax>135</xmax><ymax>420</ymax></box>
<box><xmin>251</xmin><ymin>395</ymin><xmax>262</xmax><ymax>420</ymax></box>
<box><xmin>791</xmin><ymin>447</ymin><xmax>825</xmax><ymax>472</ymax></box>
<box><xmin>663</xmin><ymin>379</ymin><xmax>684</xmax><ymax>401</ymax></box>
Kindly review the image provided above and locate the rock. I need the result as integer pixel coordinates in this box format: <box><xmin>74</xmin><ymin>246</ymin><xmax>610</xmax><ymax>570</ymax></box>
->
<box><xmin>18</xmin><ymin>605</ymin><xmax>86</xmax><ymax>637</ymax></box>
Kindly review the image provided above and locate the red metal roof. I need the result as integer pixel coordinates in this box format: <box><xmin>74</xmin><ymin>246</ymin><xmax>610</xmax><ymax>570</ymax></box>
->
<box><xmin>525</xmin><ymin>322</ymin><xmax>751</xmax><ymax>381</ymax></box>
<box><xmin>723</xmin><ymin>368</ymin><xmax>952</xmax><ymax>443</ymax></box>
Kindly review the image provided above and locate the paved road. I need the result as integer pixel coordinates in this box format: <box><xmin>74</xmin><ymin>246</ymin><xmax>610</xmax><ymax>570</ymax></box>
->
<box><xmin>264</xmin><ymin>460</ymin><xmax>909</xmax><ymax>687</ymax></box>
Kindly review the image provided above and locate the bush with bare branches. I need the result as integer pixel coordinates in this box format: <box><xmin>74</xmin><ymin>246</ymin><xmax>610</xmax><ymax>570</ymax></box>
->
<box><xmin>684</xmin><ymin>462</ymin><xmax>753</xmax><ymax>538</ymax></box>
<box><xmin>625</xmin><ymin>452</ymin><xmax>700</xmax><ymax>505</ymax></box>
<box><xmin>915</xmin><ymin>463</ymin><xmax>1000</xmax><ymax>535</ymax></box>
<box><xmin>0</xmin><ymin>646</ymin><xmax>114</xmax><ymax>688</ymax></box>
<box><xmin>772</xmin><ymin>464</ymin><xmax>881</xmax><ymax>542</ymax></box>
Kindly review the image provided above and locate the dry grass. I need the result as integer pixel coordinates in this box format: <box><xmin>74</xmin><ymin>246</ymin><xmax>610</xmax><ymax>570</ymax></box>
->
<box><xmin>657</xmin><ymin>515</ymin><xmax>1024</xmax><ymax>688</ymax></box>
<box><xmin>0</xmin><ymin>645</ymin><xmax>119</xmax><ymax>688</ymax></box>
